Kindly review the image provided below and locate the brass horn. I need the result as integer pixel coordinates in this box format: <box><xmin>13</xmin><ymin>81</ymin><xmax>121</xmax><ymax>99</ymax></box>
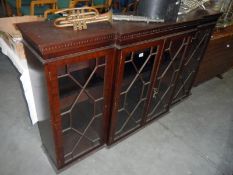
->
<box><xmin>54</xmin><ymin>7</ymin><xmax>112</xmax><ymax>30</ymax></box>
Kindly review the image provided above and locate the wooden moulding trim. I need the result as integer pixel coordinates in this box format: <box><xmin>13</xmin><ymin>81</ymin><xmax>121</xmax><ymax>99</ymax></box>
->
<box><xmin>38</xmin><ymin>25</ymin><xmax>195</xmax><ymax>57</ymax></box>
<box><xmin>32</xmin><ymin>17</ymin><xmax>220</xmax><ymax>58</ymax></box>
<box><xmin>117</xmin><ymin>23</ymin><xmax>197</xmax><ymax>41</ymax></box>
<box><xmin>25</xmin><ymin>29</ymin><xmax>199</xmax><ymax>65</ymax></box>
<box><xmin>22</xmin><ymin>24</ymin><xmax>210</xmax><ymax>66</ymax></box>
<box><xmin>40</xmin><ymin>34</ymin><xmax>115</xmax><ymax>53</ymax></box>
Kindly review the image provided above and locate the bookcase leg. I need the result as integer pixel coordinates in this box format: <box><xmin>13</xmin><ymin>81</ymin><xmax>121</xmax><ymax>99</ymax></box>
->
<box><xmin>216</xmin><ymin>74</ymin><xmax>223</xmax><ymax>79</ymax></box>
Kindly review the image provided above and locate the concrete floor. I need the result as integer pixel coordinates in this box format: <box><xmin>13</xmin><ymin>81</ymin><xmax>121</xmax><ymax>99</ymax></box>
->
<box><xmin>0</xmin><ymin>51</ymin><xmax>233</xmax><ymax>175</ymax></box>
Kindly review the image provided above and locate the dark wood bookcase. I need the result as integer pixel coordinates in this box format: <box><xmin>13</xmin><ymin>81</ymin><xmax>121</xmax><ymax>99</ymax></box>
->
<box><xmin>17</xmin><ymin>9</ymin><xmax>221</xmax><ymax>170</ymax></box>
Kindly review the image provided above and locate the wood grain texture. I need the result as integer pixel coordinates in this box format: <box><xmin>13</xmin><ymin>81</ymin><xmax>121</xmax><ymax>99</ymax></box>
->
<box><xmin>17</xmin><ymin>8</ymin><xmax>220</xmax><ymax>59</ymax></box>
<box><xmin>18</xmin><ymin>8</ymin><xmax>221</xmax><ymax>170</ymax></box>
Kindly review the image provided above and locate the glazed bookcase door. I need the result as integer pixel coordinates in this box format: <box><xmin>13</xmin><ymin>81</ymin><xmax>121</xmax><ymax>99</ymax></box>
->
<box><xmin>146</xmin><ymin>34</ymin><xmax>190</xmax><ymax>122</ymax></box>
<box><xmin>172</xmin><ymin>28</ymin><xmax>212</xmax><ymax>104</ymax></box>
<box><xmin>53</xmin><ymin>50</ymin><xmax>113</xmax><ymax>164</ymax></box>
<box><xmin>109</xmin><ymin>41</ymin><xmax>163</xmax><ymax>143</ymax></box>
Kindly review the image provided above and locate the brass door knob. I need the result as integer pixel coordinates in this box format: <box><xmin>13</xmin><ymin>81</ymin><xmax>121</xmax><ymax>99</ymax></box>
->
<box><xmin>153</xmin><ymin>88</ymin><xmax>158</xmax><ymax>98</ymax></box>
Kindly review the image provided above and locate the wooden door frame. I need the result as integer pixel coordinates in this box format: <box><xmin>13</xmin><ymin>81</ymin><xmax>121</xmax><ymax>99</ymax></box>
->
<box><xmin>107</xmin><ymin>39</ymin><xmax>164</xmax><ymax>145</ymax></box>
<box><xmin>45</xmin><ymin>48</ymin><xmax>115</xmax><ymax>168</ymax></box>
<box><xmin>171</xmin><ymin>25</ymin><xmax>214</xmax><ymax>105</ymax></box>
<box><xmin>142</xmin><ymin>30</ymin><xmax>196</xmax><ymax>125</ymax></box>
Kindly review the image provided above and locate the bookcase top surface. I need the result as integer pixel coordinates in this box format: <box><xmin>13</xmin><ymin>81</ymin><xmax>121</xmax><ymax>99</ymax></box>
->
<box><xmin>17</xmin><ymin>8</ymin><xmax>220</xmax><ymax>60</ymax></box>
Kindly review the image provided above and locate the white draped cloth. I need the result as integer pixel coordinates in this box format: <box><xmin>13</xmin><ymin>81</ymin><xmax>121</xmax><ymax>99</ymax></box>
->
<box><xmin>0</xmin><ymin>38</ymin><xmax>38</xmax><ymax>124</ymax></box>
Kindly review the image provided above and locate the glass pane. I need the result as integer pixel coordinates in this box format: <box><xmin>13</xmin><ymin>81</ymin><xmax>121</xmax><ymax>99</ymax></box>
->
<box><xmin>147</xmin><ymin>36</ymin><xmax>188</xmax><ymax>121</ymax></box>
<box><xmin>71</xmin><ymin>93</ymin><xmax>94</xmax><ymax>133</ymax></box>
<box><xmin>95</xmin><ymin>99</ymin><xmax>104</xmax><ymax>116</ymax></box>
<box><xmin>125</xmin><ymin>78</ymin><xmax>144</xmax><ymax>113</ymax></box>
<box><xmin>58</xmin><ymin>76</ymin><xmax>81</xmax><ymax>113</ymax></box>
<box><xmin>119</xmin><ymin>93</ymin><xmax>126</xmax><ymax>110</ymax></box>
<box><xmin>114</xmin><ymin>46</ymin><xmax>158</xmax><ymax>139</ymax></box>
<box><xmin>61</xmin><ymin>113</ymin><xmax>71</xmax><ymax>131</ymax></box>
<box><xmin>58</xmin><ymin>57</ymin><xmax>106</xmax><ymax>163</ymax></box>
<box><xmin>69</xmin><ymin>60</ymin><xmax>96</xmax><ymax>86</ymax></box>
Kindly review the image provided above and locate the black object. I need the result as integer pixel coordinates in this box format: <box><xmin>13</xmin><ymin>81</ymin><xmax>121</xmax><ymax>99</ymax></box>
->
<box><xmin>137</xmin><ymin>0</ymin><xmax>181</xmax><ymax>22</ymax></box>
